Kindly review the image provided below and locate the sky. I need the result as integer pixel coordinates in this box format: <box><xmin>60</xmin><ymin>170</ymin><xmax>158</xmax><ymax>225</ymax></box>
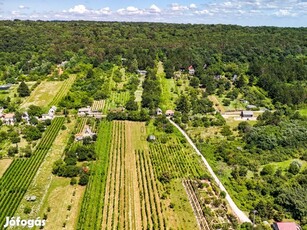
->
<box><xmin>0</xmin><ymin>0</ymin><xmax>306</xmax><ymax>27</ymax></box>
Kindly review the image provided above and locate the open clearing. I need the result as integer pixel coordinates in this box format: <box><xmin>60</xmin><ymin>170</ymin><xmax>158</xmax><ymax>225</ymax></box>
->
<box><xmin>0</xmin><ymin>159</ymin><xmax>12</xmax><ymax>178</ymax></box>
<box><xmin>21</xmin><ymin>81</ymin><xmax>64</xmax><ymax>108</ymax></box>
<box><xmin>39</xmin><ymin>177</ymin><xmax>85</xmax><ymax>230</ymax></box>
<box><xmin>208</xmin><ymin>95</ymin><xmax>226</xmax><ymax>113</ymax></box>
<box><xmin>299</xmin><ymin>107</ymin><xmax>307</xmax><ymax>116</ymax></box>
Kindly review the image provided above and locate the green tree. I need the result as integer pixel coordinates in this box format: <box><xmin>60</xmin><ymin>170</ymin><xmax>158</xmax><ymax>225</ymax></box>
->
<box><xmin>176</xmin><ymin>95</ymin><xmax>191</xmax><ymax>114</ymax></box>
<box><xmin>17</xmin><ymin>81</ymin><xmax>30</xmax><ymax>97</ymax></box>
<box><xmin>79</xmin><ymin>173</ymin><xmax>89</xmax><ymax>186</ymax></box>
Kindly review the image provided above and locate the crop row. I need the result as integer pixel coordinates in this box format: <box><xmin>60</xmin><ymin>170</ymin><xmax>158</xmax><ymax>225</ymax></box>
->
<box><xmin>103</xmin><ymin>91</ymin><xmax>130</xmax><ymax>113</ymax></box>
<box><xmin>183</xmin><ymin>180</ymin><xmax>211</xmax><ymax>230</ymax></box>
<box><xmin>149</xmin><ymin>139</ymin><xmax>205</xmax><ymax>179</ymax></box>
<box><xmin>91</xmin><ymin>100</ymin><xmax>105</xmax><ymax>111</ymax></box>
<box><xmin>77</xmin><ymin>121</ymin><xmax>112</xmax><ymax>230</ymax></box>
<box><xmin>49</xmin><ymin>75</ymin><xmax>76</xmax><ymax>106</ymax></box>
<box><xmin>136</xmin><ymin>149</ymin><xmax>166</xmax><ymax>230</ymax></box>
<box><xmin>101</xmin><ymin>121</ymin><xmax>126</xmax><ymax>229</ymax></box>
<box><xmin>0</xmin><ymin>117</ymin><xmax>65</xmax><ymax>227</ymax></box>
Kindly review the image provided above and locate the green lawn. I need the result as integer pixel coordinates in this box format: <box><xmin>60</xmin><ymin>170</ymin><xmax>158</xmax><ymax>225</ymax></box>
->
<box><xmin>299</xmin><ymin>107</ymin><xmax>307</xmax><ymax>116</ymax></box>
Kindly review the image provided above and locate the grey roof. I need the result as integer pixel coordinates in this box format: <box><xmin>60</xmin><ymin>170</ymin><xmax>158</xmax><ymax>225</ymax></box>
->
<box><xmin>247</xmin><ymin>105</ymin><xmax>257</xmax><ymax>109</ymax></box>
<box><xmin>242</xmin><ymin>111</ymin><xmax>254</xmax><ymax>115</ymax></box>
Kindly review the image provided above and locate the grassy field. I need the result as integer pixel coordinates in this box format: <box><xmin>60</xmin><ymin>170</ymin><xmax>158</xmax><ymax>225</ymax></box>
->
<box><xmin>134</xmin><ymin>74</ymin><xmax>145</xmax><ymax>106</ymax></box>
<box><xmin>0</xmin><ymin>159</ymin><xmax>12</xmax><ymax>178</ymax></box>
<box><xmin>208</xmin><ymin>95</ymin><xmax>226</xmax><ymax>113</ymax></box>
<box><xmin>158</xmin><ymin>62</ymin><xmax>177</xmax><ymax>111</ymax></box>
<box><xmin>0</xmin><ymin>82</ymin><xmax>36</xmax><ymax>102</ymax></box>
<box><xmin>39</xmin><ymin>177</ymin><xmax>85</xmax><ymax>230</ymax></box>
<box><xmin>14</xmin><ymin>117</ymin><xmax>76</xmax><ymax>226</ymax></box>
<box><xmin>21</xmin><ymin>81</ymin><xmax>64</xmax><ymax>108</ymax></box>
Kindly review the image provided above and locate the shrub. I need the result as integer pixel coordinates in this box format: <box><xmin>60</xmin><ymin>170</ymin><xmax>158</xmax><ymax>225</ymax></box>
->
<box><xmin>24</xmin><ymin>206</ymin><xmax>32</xmax><ymax>214</ymax></box>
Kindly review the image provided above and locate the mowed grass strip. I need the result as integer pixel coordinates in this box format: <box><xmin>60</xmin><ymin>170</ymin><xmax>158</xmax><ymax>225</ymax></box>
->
<box><xmin>21</xmin><ymin>81</ymin><xmax>64</xmax><ymax>108</ymax></box>
<box><xmin>0</xmin><ymin>159</ymin><xmax>12</xmax><ymax>178</ymax></box>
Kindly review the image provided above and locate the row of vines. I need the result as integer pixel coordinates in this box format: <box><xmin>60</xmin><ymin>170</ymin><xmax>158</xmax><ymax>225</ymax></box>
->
<box><xmin>77</xmin><ymin>121</ymin><xmax>112</xmax><ymax>230</ymax></box>
<box><xmin>49</xmin><ymin>74</ymin><xmax>76</xmax><ymax>106</ymax></box>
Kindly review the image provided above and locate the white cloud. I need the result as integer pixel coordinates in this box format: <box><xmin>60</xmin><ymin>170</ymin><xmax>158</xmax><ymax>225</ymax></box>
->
<box><xmin>195</xmin><ymin>9</ymin><xmax>213</xmax><ymax>16</ymax></box>
<box><xmin>117</xmin><ymin>6</ymin><xmax>144</xmax><ymax>15</ymax></box>
<box><xmin>189</xmin><ymin>4</ymin><xmax>197</xmax><ymax>9</ymax></box>
<box><xmin>170</xmin><ymin>3</ymin><xmax>188</xmax><ymax>11</ymax></box>
<box><xmin>149</xmin><ymin>4</ymin><xmax>161</xmax><ymax>13</ymax></box>
<box><xmin>64</xmin><ymin>5</ymin><xmax>111</xmax><ymax>16</ymax></box>
<box><xmin>274</xmin><ymin>9</ymin><xmax>297</xmax><ymax>17</ymax></box>
<box><xmin>68</xmin><ymin>5</ymin><xmax>88</xmax><ymax>14</ymax></box>
<box><xmin>11</xmin><ymin>10</ymin><xmax>19</xmax><ymax>15</ymax></box>
<box><xmin>95</xmin><ymin>7</ymin><xmax>111</xmax><ymax>15</ymax></box>
<box><xmin>19</xmin><ymin>5</ymin><xmax>29</xmax><ymax>10</ymax></box>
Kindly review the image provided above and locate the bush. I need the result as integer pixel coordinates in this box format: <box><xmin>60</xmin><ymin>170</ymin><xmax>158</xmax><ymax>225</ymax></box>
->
<box><xmin>24</xmin><ymin>206</ymin><xmax>32</xmax><ymax>214</ymax></box>
<box><xmin>261</xmin><ymin>165</ymin><xmax>275</xmax><ymax>176</ymax></box>
<box><xmin>70</xmin><ymin>177</ymin><xmax>77</xmax><ymax>185</ymax></box>
<box><xmin>79</xmin><ymin>173</ymin><xmax>89</xmax><ymax>186</ymax></box>
<box><xmin>288</xmin><ymin>161</ymin><xmax>301</xmax><ymax>175</ymax></box>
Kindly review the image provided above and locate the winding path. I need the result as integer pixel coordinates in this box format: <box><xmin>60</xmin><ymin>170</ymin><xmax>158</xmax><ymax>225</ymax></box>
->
<box><xmin>168</xmin><ymin>118</ymin><xmax>251</xmax><ymax>223</ymax></box>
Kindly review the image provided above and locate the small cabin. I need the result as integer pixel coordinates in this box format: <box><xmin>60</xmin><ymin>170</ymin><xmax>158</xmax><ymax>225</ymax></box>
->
<box><xmin>26</xmin><ymin>195</ymin><xmax>37</xmax><ymax>202</ymax></box>
<box><xmin>137</xmin><ymin>70</ymin><xmax>147</xmax><ymax>76</ymax></box>
<box><xmin>188</xmin><ymin>65</ymin><xmax>195</xmax><ymax>75</ymax></box>
<box><xmin>165</xmin><ymin>110</ymin><xmax>175</xmax><ymax>117</ymax></box>
<box><xmin>147</xmin><ymin>135</ymin><xmax>156</xmax><ymax>142</ymax></box>
<box><xmin>241</xmin><ymin>111</ymin><xmax>253</xmax><ymax>118</ymax></box>
<box><xmin>156</xmin><ymin>108</ymin><xmax>162</xmax><ymax>115</ymax></box>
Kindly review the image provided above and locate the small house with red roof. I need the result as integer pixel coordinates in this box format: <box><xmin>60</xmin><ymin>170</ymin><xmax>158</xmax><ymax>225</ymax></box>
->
<box><xmin>188</xmin><ymin>65</ymin><xmax>195</xmax><ymax>75</ymax></box>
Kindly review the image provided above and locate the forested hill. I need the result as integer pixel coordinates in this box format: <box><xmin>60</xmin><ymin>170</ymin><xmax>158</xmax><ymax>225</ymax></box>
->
<box><xmin>0</xmin><ymin>21</ymin><xmax>306</xmax><ymax>105</ymax></box>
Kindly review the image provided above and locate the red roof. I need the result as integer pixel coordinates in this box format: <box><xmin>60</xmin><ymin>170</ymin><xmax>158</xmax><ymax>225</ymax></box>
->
<box><xmin>188</xmin><ymin>65</ymin><xmax>194</xmax><ymax>70</ymax></box>
<box><xmin>275</xmin><ymin>222</ymin><xmax>299</xmax><ymax>230</ymax></box>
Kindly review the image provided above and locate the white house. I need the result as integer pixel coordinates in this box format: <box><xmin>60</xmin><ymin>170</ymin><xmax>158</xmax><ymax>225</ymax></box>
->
<box><xmin>22</xmin><ymin>112</ymin><xmax>30</xmax><ymax>124</ymax></box>
<box><xmin>137</xmin><ymin>70</ymin><xmax>147</xmax><ymax>76</ymax></box>
<box><xmin>78</xmin><ymin>106</ymin><xmax>91</xmax><ymax>116</ymax></box>
<box><xmin>2</xmin><ymin>113</ymin><xmax>15</xmax><ymax>125</ymax></box>
<box><xmin>75</xmin><ymin>125</ymin><xmax>96</xmax><ymax>141</ymax></box>
<box><xmin>41</xmin><ymin>106</ymin><xmax>57</xmax><ymax>121</ymax></box>
<box><xmin>156</xmin><ymin>108</ymin><xmax>162</xmax><ymax>115</ymax></box>
<box><xmin>241</xmin><ymin>111</ymin><xmax>253</xmax><ymax>118</ymax></box>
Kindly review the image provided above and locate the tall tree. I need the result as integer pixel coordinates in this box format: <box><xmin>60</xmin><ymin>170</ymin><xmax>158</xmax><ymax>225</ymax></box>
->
<box><xmin>17</xmin><ymin>81</ymin><xmax>30</xmax><ymax>97</ymax></box>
